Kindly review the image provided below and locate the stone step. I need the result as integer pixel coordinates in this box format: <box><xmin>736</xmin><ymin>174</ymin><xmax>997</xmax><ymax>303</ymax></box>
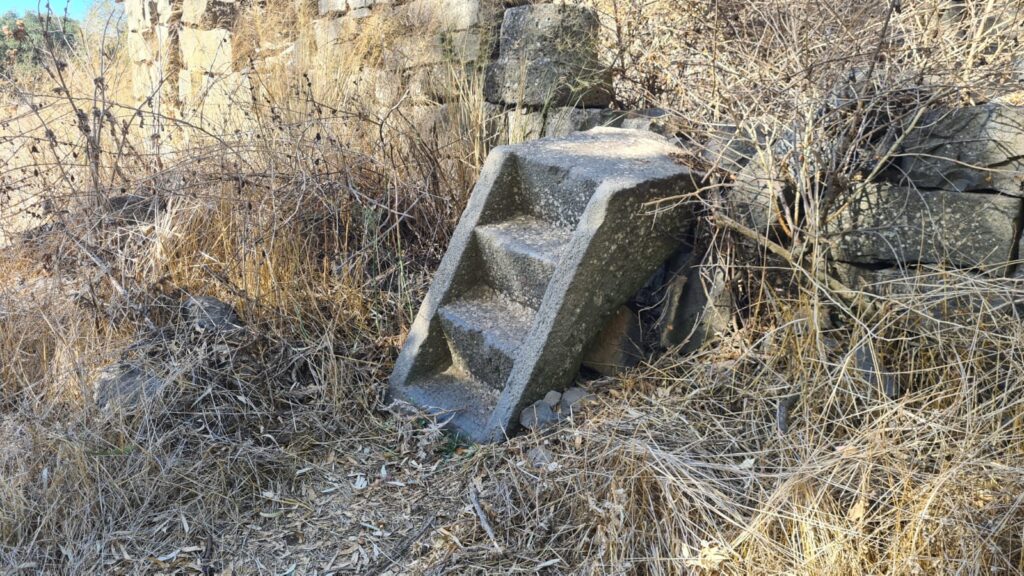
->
<box><xmin>390</xmin><ymin>369</ymin><xmax>499</xmax><ymax>441</ymax></box>
<box><xmin>514</xmin><ymin>158</ymin><xmax>598</xmax><ymax>229</ymax></box>
<box><xmin>438</xmin><ymin>285</ymin><xmax>535</xmax><ymax>389</ymax></box>
<box><xmin>390</xmin><ymin>129</ymin><xmax>700</xmax><ymax>442</ymax></box>
<box><xmin>475</xmin><ymin>216</ymin><xmax>572</xmax><ymax>309</ymax></box>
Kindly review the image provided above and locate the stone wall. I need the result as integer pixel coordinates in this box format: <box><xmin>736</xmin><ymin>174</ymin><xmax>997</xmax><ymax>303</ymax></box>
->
<box><xmin>125</xmin><ymin>0</ymin><xmax>244</xmax><ymax>125</ymax></box>
<box><xmin>119</xmin><ymin>0</ymin><xmax>677</xmax><ymax>144</ymax></box>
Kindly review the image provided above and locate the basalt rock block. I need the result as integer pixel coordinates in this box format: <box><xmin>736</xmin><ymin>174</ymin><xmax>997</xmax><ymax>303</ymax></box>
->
<box><xmin>484</xmin><ymin>4</ymin><xmax>611</xmax><ymax>107</ymax></box>
<box><xmin>824</xmin><ymin>182</ymin><xmax>1020</xmax><ymax>271</ymax></box>
<box><xmin>901</xmin><ymin>104</ymin><xmax>1024</xmax><ymax>197</ymax></box>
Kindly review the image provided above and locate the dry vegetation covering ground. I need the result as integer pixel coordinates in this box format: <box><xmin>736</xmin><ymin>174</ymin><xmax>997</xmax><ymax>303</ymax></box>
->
<box><xmin>2</xmin><ymin>0</ymin><xmax>1024</xmax><ymax>574</ymax></box>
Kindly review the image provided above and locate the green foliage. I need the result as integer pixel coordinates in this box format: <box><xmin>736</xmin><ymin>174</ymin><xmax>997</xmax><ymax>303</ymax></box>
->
<box><xmin>0</xmin><ymin>10</ymin><xmax>80</xmax><ymax>77</ymax></box>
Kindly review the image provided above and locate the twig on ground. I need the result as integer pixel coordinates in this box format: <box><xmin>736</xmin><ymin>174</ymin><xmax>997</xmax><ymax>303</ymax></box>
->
<box><xmin>469</xmin><ymin>483</ymin><xmax>502</xmax><ymax>554</ymax></box>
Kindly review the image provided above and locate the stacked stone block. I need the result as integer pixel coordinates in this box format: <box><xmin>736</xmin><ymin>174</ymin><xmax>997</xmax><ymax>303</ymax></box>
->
<box><xmin>125</xmin><ymin>0</ymin><xmax>181</xmax><ymax>109</ymax></box>
<box><xmin>176</xmin><ymin>0</ymin><xmax>248</xmax><ymax>123</ymax></box>
<box><xmin>123</xmin><ymin>0</ymin><xmax>630</xmax><ymax>143</ymax></box>
<box><xmin>123</xmin><ymin>0</ymin><xmax>247</xmax><ymax>125</ymax></box>
<box><xmin>826</xmin><ymin>104</ymin><xmax>1024</xmax><ymax>286</ymax></box>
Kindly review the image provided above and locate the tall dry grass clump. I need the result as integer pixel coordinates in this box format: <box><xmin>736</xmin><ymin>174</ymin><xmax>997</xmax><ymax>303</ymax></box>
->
<box><xmin>0</xmin><ymin>0</ymin><xmax>1023</xmax><ymax>573</ymax></box>
<box><xmin>412</xmin><ymin>270</ymin><xmax>1024</xmax><ymax>574</ymax></box>
<box><xmin>0</xmin><ymin>2</ymin><xmax>491</xmax><ymax>570</ymax></box>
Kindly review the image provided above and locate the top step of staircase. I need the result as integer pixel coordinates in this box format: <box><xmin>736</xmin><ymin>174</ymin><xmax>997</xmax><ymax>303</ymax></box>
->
<box><xmin>509</xmin><ymin>129</ymin><xmax>696</xmax><ymax>229</ymax></box>
<box><xmin>389</xmin><ymin>128</ymin><xmax>701</xmax><ymax>443</ymax></box>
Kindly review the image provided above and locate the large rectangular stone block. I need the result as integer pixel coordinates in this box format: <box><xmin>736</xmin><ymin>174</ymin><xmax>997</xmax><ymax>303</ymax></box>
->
<box><xmin>125</xmin><ymin>0</ymin><xmax>153</xmax><ymax>33</ymax></box>
<box><xmin>407</xmin><ymin>61</ymin><xmax>482</xmax><ymax>103</ymax></box>
<box><xmin>506</xmin><ymin>107</ymin><xmax>545</xmax><ymax>142</ymax></box>
<box><xmin>178</xmin><ymin>27</ymin><xmax>234</xmax><ymax>75</ymax></box>
<box><xmin>900</xmin><ymin>104</ymin><xmax>1024</xmax><ymax>197</ymax></box>
<box><xmin>824</xmin><ymin>183</ymin><xmax>1021</xmax><ymax>270</ymax></box>
<box><xmin>312</xmin><ymin>16</ymin><xmax>360</xmax><ymax>49</ymax></box>
<box><xmin>399</xmin><ymin>0</ymin><xmax>492</xmax><ymax>31</ymax></box>
<box><xmin>125</xmin><ymin>0</ymin><xmax>181</xmax><ymax>31</ymax></box>
<box><xmin>179</xmin><ymin>70</ymin><xmax>251</xmax><ymax>123</ymax></box>
<box><xmin>484</xmin><ymin>4</ymin><xmax>611</xmax><ymax>107</ymax></box>
<box><xmin>505</xmin><ymin>107</ymin><xmax>617</xmax><ymax>142</ymax></box>
<box><xmin>392</xmin><ymin>29</ymin><xmax>482</xmax><ymax>68</ymax></box>
<box><xmin>155</xmin><ymin>0</ymin><xmax>181</xmax><ymax>25</ymax></box>
<box><xmin>319</xmin><ymin>0</ymin><xmax>386</xmax><ymax>16</ymax></box>
<box><xmin>182</xmin><ymin>0</ymin><xmax>238</xmax><ymax>29</ymax></box>
<box><xmin>131</xmin><ymin>59</ymin><xmax>179</xmax><ymax>105</ymax></box>
<box><xmin>318</xmin><ymin>0</ymin><xmax>348</xmax><ymax>16</ymax></box>
<box><xmin>126</xmin><ymin>31</ymin><xmax>152</xmax><ymax>64</ymax></box>
<box><xmin>126</xmin><ymin>25</ymin><xmax>176</xmax><ymax>66</ymax></box>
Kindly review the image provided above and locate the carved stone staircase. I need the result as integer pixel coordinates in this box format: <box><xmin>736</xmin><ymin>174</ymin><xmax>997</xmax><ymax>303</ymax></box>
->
<box><xmin>389</xmin><ymin>128</ymin><xmax>700</xmax><ymax>442</ymax></box>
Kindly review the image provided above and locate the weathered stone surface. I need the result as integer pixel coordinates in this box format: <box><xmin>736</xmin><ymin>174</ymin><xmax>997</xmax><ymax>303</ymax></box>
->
<box><xmin>731</xmin><ymin>152</ymin><xmax>791</xmax><ymax>234</ymax></box>
<box><xmin>505</xmin><ymin>107</ymin><xmax>621</xmax><ymax>142</ymax></box>
<box><xmin>127</xmin><ymin>31</ymin><xmax>152</xmax><ymax>64</ymax></box>
<box><xmin>485</xmin><ymin>4</ymin><xmax>611</xmax><ymax>107</ymax></box>
<box><xmin>559</xmin><ymin>386</ymin><xmax>596</xmax><ymax>416</ymax></box>
<box><xmin>95</xmin><ymin>363</ymin><xmax>168</xmax><ymax>409</ymax></box>
<box><xmin>182</xmin><ymin>0</ymin><xmax>238</xmax><ymax>29</ymax></box>
<box><xmin>156</xmin><ymin>0</ymin><xmax>180</xmax><ymax>24</ymax></box>
<box><xmin>312</xmin><ymin>16</ymin><xmax>360</xmax><ymax>49</ymax></box>
<box><xmin>179</xmin><ymin>71</ymin><xmax>251</xmax><ymax>122</ymax></box>
<box><xmin>346</xmin><ymin>68</ymin><xmax>403</xmax><ymax>104</ymax></box>
<box><xmin>130</xmin><ymin>61</ymin><xmax>162</xmax><ymax>103</ymax></box>
<box><xmin>581</xmin><ymin>306</ymin><xmax>643</xmax><ymax>376</ymax></box>
<box><xmin>543</xmin><ymin>107</ymin><xmax>606</xmax><ymax>137</ymax></box>
<box><xmin>178</xmin><ymin>27</ymin><xmax>234</xmax><ymax>75</ymax></box>
<box><xmin>703</xmin><ymin>124</ymin><xmax>762</xmax><ymax>174</ymax></box>
<box><xmin>616</xmin><ymin>109</ymin><xmax>682</xmax><ymax>138</ymax></box>
<box><xmin>402</xmin><ymin>104</ymin><xmax>466</xmax><ymax>150</ymax></box>
<box><xmin>901</xmin><ymin>104</ymin><xmax>1024</xmax><ymax>197</ymax></box>
<box><xmin>183</xmin><ymin>296</ymin><xmax>243</xmax><ymax>334</ymax></box>
<box><xmin>399</xmin><ymin>0</ymin><xmax>493</xmax><ymax>31</ymax></box>
<box><xmin>505</xmin><ymin>107</ymin><xmax>545</xmax><ymax>141</ymax></box>
<box><xmin>659</xmin><ymin>249</ymin><xmax>733</xmax><ymax>351</ymax></box>
<box><xmin>392</xmin><ymin>29</ymin><xmax>483</xmax><ymax>68</ymax></box>
<box><xmin>126</xmin><ymin>25</ymin><xmax>176</xmax><ymax>65</ymax></box>
<box><xmin>389</xmin><ymin>129</ymin><xmax>700</xmax><ymax>442</ymax></box>
<box><xmin>254</xmin><ymin>42</ymin><xmax>298</xmax><ymax>74</ymax></box>
<box><xmin>542</xmin><ymin>390</ymin><xmax>561</xmax><ymax>406</ymax></box>
<box><xmin>319</xmin><ymin>0</ymin><xmax>348</xmax><ymax>16</ymax></box>
<box><xmin>519</xmin><ymin>400</ymin><xmax>557</xmax><ymax>430</ymax></box>
<box><xmin>824</xmin><ymin>183</ymin><xmax>1020</xmax><ymax>270</ymax></box>
<box><xmin>125</xmin><ymin>0</ymin><xmax>153</xmax><ymax>33</ymax></box>
<box><xmin>126</xmin><ymin>0</ymin><xmax>178</xmax><ymax>31</ymax></box>
<box><xmin>408</xmin><ymin>62</ymin><xmax>476</xmax><ymax>103</ymax></box>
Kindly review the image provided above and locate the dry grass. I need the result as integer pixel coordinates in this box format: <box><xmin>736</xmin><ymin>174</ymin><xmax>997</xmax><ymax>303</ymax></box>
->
<box><xmin>1</xmin><ymin>0</ymin><xmax>1024</xmax><ymax>574</ymax></box>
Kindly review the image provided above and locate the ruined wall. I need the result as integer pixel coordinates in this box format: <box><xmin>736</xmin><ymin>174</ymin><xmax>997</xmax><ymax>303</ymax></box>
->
<box><xmin>120</xmin><ymin>0</ymin><xmax>674</xmax><ymax>143</ymax></box>
<box><xmin>125</xmin><ymin>0</ymin><xmax>246</xmax><ymax>127</ymax></box>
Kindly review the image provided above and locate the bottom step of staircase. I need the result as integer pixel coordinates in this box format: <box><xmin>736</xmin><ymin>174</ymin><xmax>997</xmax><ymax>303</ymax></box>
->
<box><xmin>390</xmin><ymin>370</ymin><xmax>500</xmax><ymax>441</ymax></box>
